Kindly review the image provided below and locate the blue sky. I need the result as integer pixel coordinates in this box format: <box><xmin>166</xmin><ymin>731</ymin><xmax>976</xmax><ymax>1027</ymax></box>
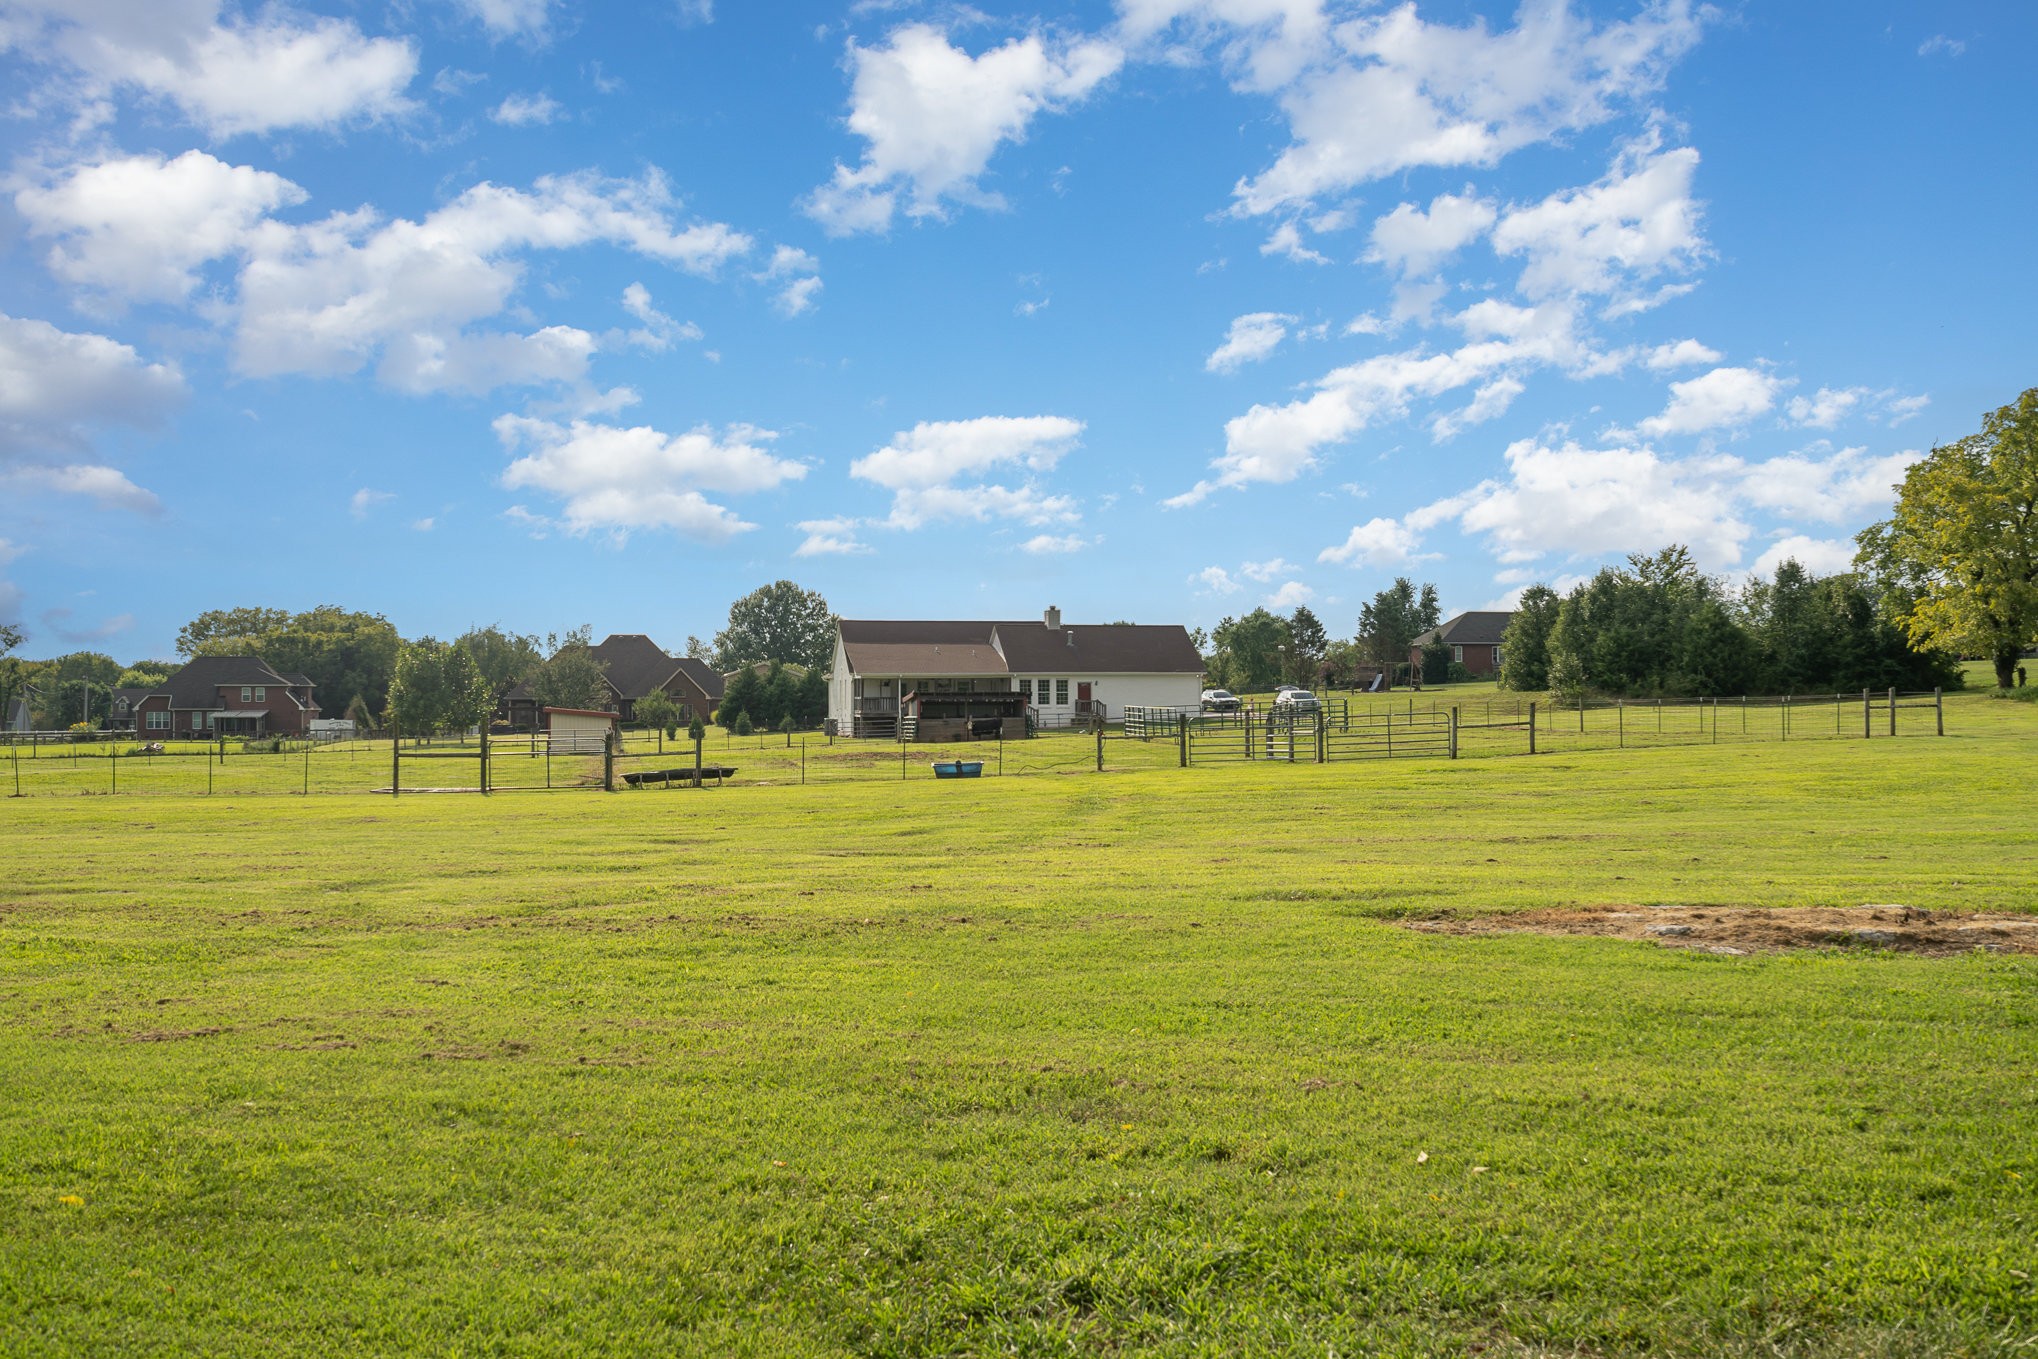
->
<box><xmin>2</xmin><ymin>0</ymin><xmax>2033</xmax><ymax>661</ymax></box>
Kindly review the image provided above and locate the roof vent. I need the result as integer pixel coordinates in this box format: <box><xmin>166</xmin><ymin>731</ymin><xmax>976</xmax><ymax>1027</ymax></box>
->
<box><xmin>1044</xmin><ymin>605</ymin><xmax>1061</xmax><ymax>629</ymax></box>
<box><xmin>1067</xmin><ymin>630</ymin><xmax>1076</xmax><ymax>648</ymax></box>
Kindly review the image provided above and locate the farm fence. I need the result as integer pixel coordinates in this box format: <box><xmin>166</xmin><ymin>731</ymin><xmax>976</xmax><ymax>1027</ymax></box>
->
<box><xmin>0</xmin><ymin>688</ymin><xmax>1949</xmax><ymax>799</ymax></box>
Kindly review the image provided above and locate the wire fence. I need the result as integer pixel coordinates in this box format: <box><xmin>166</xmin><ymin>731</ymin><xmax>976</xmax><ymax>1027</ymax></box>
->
<box><xmin>0</xmin><ymin>688</ymin><xmax>1949</xmax><ymax>798</ymax></box>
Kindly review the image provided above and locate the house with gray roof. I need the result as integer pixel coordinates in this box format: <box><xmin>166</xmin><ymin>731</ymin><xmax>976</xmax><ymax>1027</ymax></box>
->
<box><xmin>499</xmin><ymin>634</ymin><xmax>724</xmax><ymax>729</ymax></box>
<box><xmin>1410</xmin><ymin>611</ymin><xmax>1515</xmax><ymax>678</ymax></box>
<box><xmin>828</xmin><ymin>607</ymin><xmax>1203</xmax><ymax>737</ymax></box>
<box><xmin>129</xmin><ymin>657</ymin><xmax>318</xmax><ymax>737</ymax></box>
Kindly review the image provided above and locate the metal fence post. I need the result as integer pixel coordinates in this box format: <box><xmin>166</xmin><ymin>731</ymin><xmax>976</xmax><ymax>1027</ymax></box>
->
<box><xmin>110</xmin><ymin>742</ymin><xmax>117</xmax><ymax>795</ymax></box>
<box><xmin>391</xmin><ymin>721</ymin><xmax>399</xmax><ymax>798</ymax></box>
<box><xmin>480</xmin><ymin>724</ymin><xmax>490</xmax><ymax>795</ymax></box>
<box><xmin>1935</xmin><ymin>688</ymin><xmax>1944</xmax><ymax>736</ymax></box>
<box><xmin>1178</xmin><ymin>716</ymin><xmax>1189</xmax><ymax>768</ymax></box>
<box><xmin>1888</xmin><ymin>687</ymin><xmax>1897</xmax><ymax>737</ymax></box>
<box><xmin>302</xmin><ymin>738</ymin><xmax>309</xmax><ymax>796</ymax></box>
<box><xmin>1617</xmin><ymin>698</ymin><xmax>1624</xmax><ymax>748</ymax></box>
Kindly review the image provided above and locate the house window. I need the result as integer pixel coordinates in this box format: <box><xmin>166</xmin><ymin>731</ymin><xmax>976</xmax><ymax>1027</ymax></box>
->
<box><xmin>1452</xmin><ymin>645</ymin><xmax>1464</xmax><ymax>664</ymax></box>
<box><xmin>1494</xmin><ymin>647</ymin><xmax>1504</xmax><ymax>669</ymax></box>
<box><xmin>1055</xmin><ymin>679</ymin><xmax>1069</xmax><ymax>705</ymax></box>
<box><xmin>241</xmin><ymin>686</ymin><xmax>252</xmax><ymax>702</ymax></box>
<box><xmin>146</xmin><ymin>711</ymin><xmax>168</xmax><ymax>731</ymax></box>
<box><xmin>254</xmin><ymin>686</ymin><xmax>265</xmax><ymax>702</ymax></box>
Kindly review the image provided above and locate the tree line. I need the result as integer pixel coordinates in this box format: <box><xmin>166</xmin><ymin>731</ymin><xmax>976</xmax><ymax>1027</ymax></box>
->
<box><xmin>1</xmin><ymin>579</ymin><xmax>843</xmax><ymax>737</ymax></box>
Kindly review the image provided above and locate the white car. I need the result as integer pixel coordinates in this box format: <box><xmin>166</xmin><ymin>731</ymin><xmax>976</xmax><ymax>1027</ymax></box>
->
<box><xmin>1273</xmin><ymin>688</ymin><xmax>1322</xmax><ymax>713</ymax></box>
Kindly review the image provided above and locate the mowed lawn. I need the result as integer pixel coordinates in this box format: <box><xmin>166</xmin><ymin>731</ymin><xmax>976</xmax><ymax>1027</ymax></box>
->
<box><xmin>2</xmin><ymin>692</ymin><xmax>2035</xmax><ymax>1355</ymax></box>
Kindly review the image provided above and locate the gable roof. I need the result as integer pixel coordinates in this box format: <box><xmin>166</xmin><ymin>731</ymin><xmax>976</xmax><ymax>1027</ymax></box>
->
<box><xmin>995</xmin><ymin>621</ymin><xmax>1203</xmax><ymax>674</ymax></box>
<box><xmin>148</xmin><ymin>655</ymin><xmax>295</xmax><ymax>709</ymax></box>
<box><xmin>670</xmin><ymin>656</ymin><xmax>725</xmax><ymax>700</ymax></box>
<box><xmin>588</xmin><ymin>633</ymin><xmax>684</xmax><ymax>700</ymax></box>
<box><xmin>837</xmin><ymin>618</ymin><xmax>1202</xmax><ymax>676</ymax></box>
<box><xmin>1413</xmin><ymin>611</ymin><xmax>1515</xmax><ymax>649</ymax></box>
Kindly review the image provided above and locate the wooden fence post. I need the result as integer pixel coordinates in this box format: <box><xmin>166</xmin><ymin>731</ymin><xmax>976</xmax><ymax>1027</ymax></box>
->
<box><xmin>1528</xmin><ymin>701</ymin><xmax>1537</xmax><ymax>755</ymax></box>
<box><xmin>1935</xmin><ymin>688</ymin><xmax>1944</xmax><ymax>736</ymax></box>
<box><xmin>603</xmin><ymin>729</ymin><xmax>616</xmax><ymax>791</ymax></box>
<box><xmin>390</xmin><ymin>720</ymin><xmax>399</xmax><ymax>798</ymax></box>
<box><xmin>1096</xmin><ymin>720</ymin><xmax>1104</xmax><ymax>773</ymax></box>
<box><xmin>1863</xmin><ymin>688</ymin><xmax>1871</xmax><ymax>738</ymax></box>
<box><xmin>1887</xmin><ymin>687</ymin><xmax>1897</xmax><ymax>737</ymax></box>
<box><xmin>479</xmin><ymin>724</ymin><xmax>489</xmax><ymax>795</ymax></box>
<box><xmin>1449</xmin><ymin>706</ymin><xmax>1458</xmax><ymax>760</ymax></box>
<box><xmin>1617</xmin><ymin>698</ymin><xmax>1624</xmax><ymax>748</ymax></box>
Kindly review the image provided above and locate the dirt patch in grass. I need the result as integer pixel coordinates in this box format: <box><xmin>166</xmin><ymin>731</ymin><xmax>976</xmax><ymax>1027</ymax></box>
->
<box><xmin>1407</xmin><ymin>904</ymin><xmax>2038</xmax><ymax>957</ymax></box>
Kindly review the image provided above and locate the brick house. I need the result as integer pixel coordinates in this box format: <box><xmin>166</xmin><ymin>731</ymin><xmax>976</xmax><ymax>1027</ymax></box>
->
<box><xmin>1409</xmin><ymin>612</ymin><xmax>1514</xmax><ymax>679</ymax></box>
<box><xmin>129</xmin><ymin>657</ymin><xmax>318</xmax><ymax>738</ymax></box>
<box><xmin>499</xmin><ymin>634</ymin><xmax>725</xmax><ymax>729</ymax></box>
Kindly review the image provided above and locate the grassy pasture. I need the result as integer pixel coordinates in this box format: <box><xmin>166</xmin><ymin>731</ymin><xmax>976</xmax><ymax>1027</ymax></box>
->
<box><xmin>1</xmin><ymin>682</ymin><xmax>2034</xmax><ymax>1355</ymax></box>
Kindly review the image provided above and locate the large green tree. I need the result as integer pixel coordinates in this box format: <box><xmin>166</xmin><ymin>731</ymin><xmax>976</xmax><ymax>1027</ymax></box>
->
<box><xmin>526</xmin><ymin>628</ymin><xmax>612</xmax><ymax>713</ymax></box>
<box><xmin>1497</xmin><ymin>585</ymin><xmax>1560</xmax><ymax>691</ymax></box>
<box><xmin>173</xmin><ymin>605</ymin><xmax>400</xmax><ymax>716</ymax></box>
<box><xmin>455</xmin><ymin>625</ymin><xmax>544</xmax><ymax>694</ymax></box>
<box><xmin>1206</xmin><ymin>610</ymin><xmax>1291</xmax><ymax>693</ymax></box>
<box><xmin>711</xmin><ymin>581</ymin><xmax>835</xmax><ymax>671</ymax></box>
<box><xmin>388</xmin><ymin>638</ymin><xmax>492</xmax><ymax>738</ymax></box>
<box><xmin>1357</xmin><ymin>578</ymin><xmax>1441</xmax><ymax>669</ymax></box>
<box><xmin>0</xmin><ymin>624</ymin><xmax>24</xmax><ymax>729</ymax></box>
<box><xmin>1286</xmin><ymin>606</ymin><xmax>1328</xmax><ymax>685</ymax></box>
<box><xmin>1856</xmin><ymin>387</ymin><xmax>2038</xmax><ymax>688</ymax></box>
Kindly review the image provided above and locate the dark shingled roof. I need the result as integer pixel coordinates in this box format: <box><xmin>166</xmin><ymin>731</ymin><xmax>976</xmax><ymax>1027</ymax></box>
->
<box><xmin>1412</xmin><ymin>611</ymin><xmax>1515</xmax><ymax>649</ymax></box>
<box><xmin>837</xmin><ymin>619</ymin><xmax>1201</xmax><ymax>676</ymax></box>
<box><xmin>588</xmin><ymin>633</ymin><xmax>683</xmax><ymax>700</ymax></box>
<box><xmin>149</xmin><ymin>656</ymin><xmax>295</xmax><ymax>709</ymax></box>
<box><xmin>670</xmin><ymin>656</ymin><xmax>725</xmax><ymax>701</ymax></box>
<box><xmin>994</xmin><ymin>622</ymin><xmax>1203</xmax><ymax>674</ymax></box>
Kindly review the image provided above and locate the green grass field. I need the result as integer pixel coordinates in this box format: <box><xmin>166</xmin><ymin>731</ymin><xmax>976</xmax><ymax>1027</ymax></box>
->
<box><xmin>2</xmin><ymin>679</ymin><xmax>2034</xmax><ymax>1355</ymax></box>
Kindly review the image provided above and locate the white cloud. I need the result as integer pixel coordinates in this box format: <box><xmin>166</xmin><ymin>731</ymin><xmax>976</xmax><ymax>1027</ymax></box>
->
<box><xmin>754</xmin><ymin>244</ymin><xmax>823</xmax><ymax>315</ymax></box>
<box><xmin>1192</xmin><ymin>565</ymin><xmax>1241</xmax><ymax>594</ymax></box>
<box><xmin>1366</xmin><ymin>436</ymin><xmax>1921</xmax><ymax>576</ymax></box>
<box><xmin>851</xmin><ymin>415</ymin><xmax>1084</xmax><ymax>529</ymax></box>
<box><xmin>1636</xmin><ymin>365</ymin><xmax>1784</xmax><ymax>437</ymax></box>
<box><xmin>1239</xmin><ymin>557</ymin><xmax>1295</xmax><ymax>582</ymax></box>
<box><xmin>491</xmin><ymin>92</ymin><xmax>564</xmax><ymax>125</ymax></box>
<box><xmin>494</xmin><ymin>414</ymin><xmax>805</xmax><ymax>541</ymax></box>
<box><xmin>1430</xmin><ymin>375</ymin><xmax>1525</xmax><ymax>441</ymax></box>
<box><xmin>804</xmin><ymin>23</ymin><xmax>1122</xmax><ymax>233</ymax></box>
<box><xmin>1917</xmin><ymin>35</ymin><xmax>1965</xmax><ymax>58</ymax></box>
<box><xmin>1491</xmin><ymin>137</ymin><xmax>1705</xmax><ymax>305</ymax></box>
<box><xmin>3</xmin><ymin>463</ymin><xmax>161</xmax><ymax>514</ymax></box>
<box><xmin>14</xmin><ymin>150</ymin><xmax>305</xmax><ymax>306</ymax></box>
<box><xmin>1021</xmin><ymin>533</ymin><xmax>1090</xmax><ymax>554</ymax></box>
<box><xmin>1259</xmin><ymin>220</ymin><xmax>1327</xmax><ymax>264</ymax></box>
<box><xmin>1205</xmin><ymin>312</ymin><xmax>1294</xmax><ymax>373</ymax></box>
<box><xmin>617</xmin><ymin>282</ymin><xmax>701</xmax><ymax>351</ymax></box>
<box><xmin>1645</xmin><ymin>338</ymin><xmax>1720</xmax><ymax>370</ymax></box>
<box><xmin>1223</xmin><ymin>1</ymin><xmax>1705</xmax><ymax>217</ymax></box>
<box><xmin>1751</xmin><ymin>534</ymin><xmax>1860</xmax><ymax>578</ymax></box>
<box><xmin>233</xmin><ymin>169</ymin><xmax>750</xmax><ymax>392</ymax></box>
<box><xmin>1365</xmin><ymin>190</ymin><xmax>1495</xmax><ymax>275</ymax></box>
<box><xmin>0</xmin><ymin>538</ymin><xmax>23</xmax><ymax>567</ymax></box>
<box><xmin>2</xmin><ymin>0</ymin><xmax>418</xmax><ymax>136</ymax></box>
<box><xmin>1785</xmin><ymin>386</ymin><xmax>1930</xmax><ymax>430</ymax></box>
<box><xmin>411</xmin><ymin>517</ymin><xmax>435</xmax><ymax>532</ymax></box>
<box><xmin>456</xmin><ymin>0</ymin><xmax>555</xmax><ymax>38</ymax></box>
<box><xmin>349</xmin><ymin>487</ymin><xmax>393</xmax><ymax>519</ymax></box>
<box><xmin>1735</xmin><ymin>444</ymin><xmax>1920</xmax><ymax>523</ymax></box>
<box><xmin>794</xmin><ymin>517</ymin><xmax>872</xmax><ymax>557</ymax></box>
<box><xmin>1264</xmin><ymin>580</ymin><xmax>1314</xmax><ymax>609</ymax></box>
<box><xmin>1317</xmin><ymin>516</ymin><xmax>1428</xmax><ymax>568</ymax></box>
<box><xmin>0</xmin><ymin>312</ymin><xmax>184</xmax><ymax>459</ymax></box>
<box><xmin>1170</xmin><ymin>299</ymin><xmax>1600</xmax><ymax>505</ymax></box>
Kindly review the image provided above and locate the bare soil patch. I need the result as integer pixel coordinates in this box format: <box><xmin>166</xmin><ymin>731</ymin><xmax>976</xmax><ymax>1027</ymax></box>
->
<box><xmin>1407</xmin><ymin>905</ymin><xmax>2038</xmax><ymax>957</ymax></box>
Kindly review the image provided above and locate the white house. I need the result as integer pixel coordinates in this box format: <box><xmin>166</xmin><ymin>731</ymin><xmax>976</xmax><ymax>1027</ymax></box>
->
<box><xmin>828</xmin><ymin>608</ymin><xmax>1204</xmax><ymax>737</ymax></box>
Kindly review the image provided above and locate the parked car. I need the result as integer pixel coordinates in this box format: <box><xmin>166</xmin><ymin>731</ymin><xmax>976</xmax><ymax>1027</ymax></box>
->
<box><xmin>1273</xmin><ymin>688</ymin><xmax>1322</xmax><ymax>713</ymax></box>
<box><xmin>1201</xmin><ymin>688</ymin><xmax>1241</xmax><ymax>712</ymax></box>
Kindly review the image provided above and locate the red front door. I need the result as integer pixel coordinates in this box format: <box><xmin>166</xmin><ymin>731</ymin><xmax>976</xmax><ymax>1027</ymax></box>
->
<box><xmin>1076</xmin><ymin>682</ymin><xmax>1092</xmax><ymax>710</ymax></box>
